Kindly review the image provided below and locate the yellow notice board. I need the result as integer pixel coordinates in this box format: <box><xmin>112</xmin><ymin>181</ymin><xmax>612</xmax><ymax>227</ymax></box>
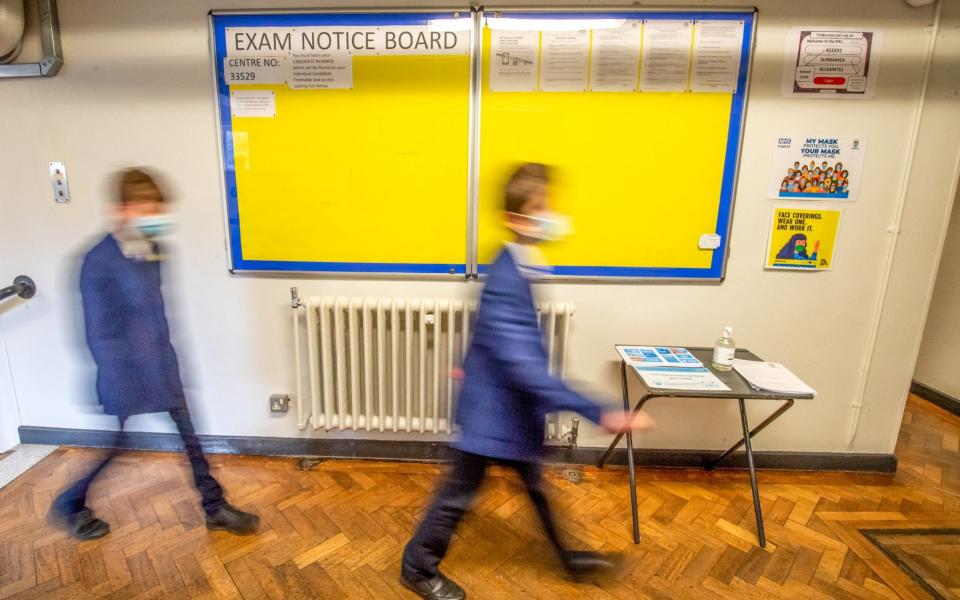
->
<box><xmin>478</xmin><ymin>11</ymin><xmax>754</xmax><ymax>278</ymax></box>
<box><xmin>212</xmin><ymin>12</ymin><xmax>473</xmax><ymax>275</ymax></box>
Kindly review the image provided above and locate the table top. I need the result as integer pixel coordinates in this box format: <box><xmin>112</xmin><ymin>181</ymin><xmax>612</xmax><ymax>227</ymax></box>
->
<box><xmin>616</xmin><ymin>346</ymin><xmax>815</xmax><ymax>400</ymax></box>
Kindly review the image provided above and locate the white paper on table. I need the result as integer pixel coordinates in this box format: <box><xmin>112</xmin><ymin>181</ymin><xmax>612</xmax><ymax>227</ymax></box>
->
<box><xmin>690</xmin><ymin>19</ymin><xmax>744</xmax><ymax>93</ymax></box>
<box><xmin>640</xmin><ymin>20</ymin><xmax>693</xmax><ymax>92</ymax></box>
<box><xmin>540</xmin><ymin>29</ymin><xmax>590</xmax><ymax>91</ymax></box>
<box><xmin>732</xmin><ymin>359</ymin><xmax>816</xmax><ymax>395</ymax></box>
<box><xmin>616</xmin><ymin>346</ymin><xmax>704</xmax><ymax>368</ymax></box>
<box><xmin>633</xmin><ymin>366</ymin><xmax>731</xmax><ymax>391</ymax></box>
<box><xmin>589</xmin><ymin>21</ymin><xmax>641</xmax><ymax>92</ymax></box>
<box><xmin>490</xmin><ymin>30</ymin><xmax>539</xmax><ymax>92</ymax></box>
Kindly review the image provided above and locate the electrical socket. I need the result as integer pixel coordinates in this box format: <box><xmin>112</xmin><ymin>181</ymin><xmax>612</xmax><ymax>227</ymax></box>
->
<box><xmin>270</xmin><ymin>394</ymin><xmax>290</xmax><ymax>413</ymax></box>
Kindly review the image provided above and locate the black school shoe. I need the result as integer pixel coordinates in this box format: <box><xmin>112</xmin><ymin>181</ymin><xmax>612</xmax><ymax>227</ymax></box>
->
<box><xmin>563</xmin><ymin>550</ymin><xmax>618</xmax><ymax>581</ymax></box>
<box><xmin>49</xmin><ymin>505</ymin><xmax>111</xmax><ymax>541</ymax></box>
<box><xmin>205</xmin><ymin>503</ymin><xmax>260</xmax><ymax>535</ymax></box>
<box><xmin>400</xmin><ymin>571</ymin><xmax>466</xmax><ymax>600</ymax></box>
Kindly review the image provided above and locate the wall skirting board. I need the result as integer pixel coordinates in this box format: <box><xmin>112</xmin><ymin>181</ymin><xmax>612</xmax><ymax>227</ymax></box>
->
<box><xmin>18</xmin><ymin>426</ymin><xmax>897</xmax><ymax>473</ymax></box>
<box><xmin>911</xmin><ymin>380</ymin><xmax>960</xmax><ymax>418</ymax></box>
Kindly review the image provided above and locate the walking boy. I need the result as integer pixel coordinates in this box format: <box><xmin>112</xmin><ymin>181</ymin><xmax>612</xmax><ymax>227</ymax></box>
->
<box><xmin>50</xmin><ymin>168</ymin><xmax>259</xmax><ymax>540</ymax></box>
<box><xmin>401</xmin><ymin>163</ymin><xmax>654</xmax><ymax>600</ymax></box>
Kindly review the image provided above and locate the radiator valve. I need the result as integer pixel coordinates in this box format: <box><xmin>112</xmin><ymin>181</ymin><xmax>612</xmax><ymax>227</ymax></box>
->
<box><xmin>560</xmin><ymin>417</ymin><xmax>580</xmax><ymax>449</ymax></box>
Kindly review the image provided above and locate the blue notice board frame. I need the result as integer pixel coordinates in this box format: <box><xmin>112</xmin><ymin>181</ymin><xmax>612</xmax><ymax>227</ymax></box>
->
<box><xmin>477</xmin><ymin>9</ymin><xmax>756</xmax><ymax>281</ymax></box>
<box><xmin>210</xmin><ymin>11</ymin><xmax>470</xmax><ymax>276</ymax></box>
<box><xmin>211</xmin><ymin>9</ymin><xmax>756</xmax><ymax>280</ymax></box>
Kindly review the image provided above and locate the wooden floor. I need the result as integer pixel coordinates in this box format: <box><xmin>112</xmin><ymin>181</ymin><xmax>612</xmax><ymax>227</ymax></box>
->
<box><xmin>1</xmin><ymin>394</ymin><xmax>958</xmax><ymax>599</ymax></box>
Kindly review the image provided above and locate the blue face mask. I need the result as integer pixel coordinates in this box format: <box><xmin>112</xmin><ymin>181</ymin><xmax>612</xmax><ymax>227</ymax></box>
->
<box><xmin>132</xmin><ymin>214</ymin><xmax>174</xmax><ymax>238</ymax></box>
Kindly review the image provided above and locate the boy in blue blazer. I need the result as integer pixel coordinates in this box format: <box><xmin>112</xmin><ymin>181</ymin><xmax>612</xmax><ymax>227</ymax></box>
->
<box><xmin>401</xmin><ymin>163</ymin><xmax>654</xmax><ymax>600</ymax></box>
<box><xmin>50</xmin><ymin>168</ymin><xmax>259</xmax><ymax>540</ymax></box>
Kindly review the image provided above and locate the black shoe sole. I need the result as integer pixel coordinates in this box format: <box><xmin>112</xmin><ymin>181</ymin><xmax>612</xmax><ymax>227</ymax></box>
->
<box><xmin>47</xmin><ymin>506</ymin><xmax>111</xmax><ymax>541</ymax></box>
<box><xmin>205</xmin><ymin>521</ymin><xmax>259</xmax><ymax>535</ymax></box>
<box><xmin>399</xmin><ymin>575</ymin><xmax>466</xmax><ymax>600</ymax></box>
<box><xmin>74</xmin><ymin>521</ymin><xmax>111</xmax><ymax>541</ymax></box>
<box><xmin>400</xmin><ymin>576</ymin><xmax>425</xmax><ymax>598</ymax></box>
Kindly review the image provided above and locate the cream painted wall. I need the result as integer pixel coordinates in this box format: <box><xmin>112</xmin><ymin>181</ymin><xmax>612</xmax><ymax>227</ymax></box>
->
<box><xmin>0</xmin><ymin>323</ymin><xmax>20</xmax><ymax>452</ymax></box>
<box><xmin>0</xmin><ymin>0</ymin><xmax>957</xmax><ymax>455</ymax></box>
<box><xmin>915</xmin><ymin>180</ymin><xmax>960</xmax><ymax>400</ymax></box>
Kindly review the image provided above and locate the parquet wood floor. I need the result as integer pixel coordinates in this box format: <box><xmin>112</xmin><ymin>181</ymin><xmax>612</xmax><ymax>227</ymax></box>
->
<box><xmin>1</xmin><ymin>394</ymin><xmax>958</xmax><ymax>599</ymax></box>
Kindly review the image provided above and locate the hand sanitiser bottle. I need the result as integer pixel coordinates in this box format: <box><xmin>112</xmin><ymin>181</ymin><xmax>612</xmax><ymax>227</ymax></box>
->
<box><xmin>712</xmin><ymin>326</ymin><xmax>735</xmax><ymax>371</ymax></box>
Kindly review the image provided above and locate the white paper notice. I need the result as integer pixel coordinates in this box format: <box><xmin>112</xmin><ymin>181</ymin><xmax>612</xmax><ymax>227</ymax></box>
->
<box><xmin>589</xmin><ymin>21</ymin><xmax>641</xmax><ymax>92</ymax></box>
<box><xmin>640</xmin><ymin>20</ymin><xmax>694</xmax><ymax>92</ymax></box>
<box><xmin>230</xmin><ymin>90</ymin><xmax>276</xmax><ymax>118</ymax></box>
<box><xmin>690</xmin><ymin>20</ymin><xmax>744</xmax><ymax>92</ymax></box>
<box><xmin>539</xmin><ymin>30</ymin><xmax>589</xmax><ymax>92</ymax></box>
<box><xmin>224</xmin><ymin>56</ymin><xmax>289</xmax><ymax>86</ymax></box>
<box><xmin>490</xmin><ymin>30</ymin><xmax>539</xmax><ymax>92</ymax></box>
<box><xmin>781</xmin><ymin>28</ymin><xmax>881</xmax><ymax>99</ymax></box>
<box><xmin>289</xmin><ymin>52</ymin><xmax>352</xmax><ymax>89</ymax></box>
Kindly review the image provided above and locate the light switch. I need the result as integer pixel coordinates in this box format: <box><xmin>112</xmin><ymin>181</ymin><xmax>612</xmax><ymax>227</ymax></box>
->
<box><xmin>49</xmin><ymin>161</ymin><xmax>70</xmax><ymax>203</ymax></box>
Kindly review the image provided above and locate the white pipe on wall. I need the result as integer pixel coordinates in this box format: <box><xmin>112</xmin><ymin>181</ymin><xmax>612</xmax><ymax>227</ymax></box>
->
<box><xmin>847</xmin><ymin>0</ymin><xmax>942</xmax><ymax>447</ymax></box>
<box><xmin>0</xmin><ymin>0</ymin><xmax>25</xmax><ymax>64</ymax></box>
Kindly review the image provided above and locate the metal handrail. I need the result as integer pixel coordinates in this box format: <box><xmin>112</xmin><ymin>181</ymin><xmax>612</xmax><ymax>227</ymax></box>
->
<box><xmin>0</xmin><ymin>276</ymin><xmax>36</xmax><ymax>302</ymax></box>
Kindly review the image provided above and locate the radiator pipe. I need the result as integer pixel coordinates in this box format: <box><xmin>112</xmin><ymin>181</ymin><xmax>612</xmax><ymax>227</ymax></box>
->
<box><xmin>0</xmin><ymin>275</ymin><xmax>35</xmax><ymax>302</ymax></box>
<box><xmin>846</xmin><ymin>0</ymin><xmax>941</xmax><ymax>448</ymax></box>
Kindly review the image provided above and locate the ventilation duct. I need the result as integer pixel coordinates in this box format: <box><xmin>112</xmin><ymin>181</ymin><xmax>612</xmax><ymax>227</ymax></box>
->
<box><xmin>0</xmin><ymin>0</ymin><xmax>25</xmax><ymax>64</ymax></box>
<box><xmin>0</xmin><ymin>0</ymin><xmax>60</xmax><ymax>78</ymax></box>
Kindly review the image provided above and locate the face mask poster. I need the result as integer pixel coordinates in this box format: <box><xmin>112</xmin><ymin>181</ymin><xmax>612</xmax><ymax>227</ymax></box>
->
<box><xmin>765</xmin><ymin>208</ymin><xmax>841</xmax><ymax>271</ymax></box>
<box><xmin>768</xmin><ymin>135</ymin><xmax>864</xmax><ymax>200</ymax></box>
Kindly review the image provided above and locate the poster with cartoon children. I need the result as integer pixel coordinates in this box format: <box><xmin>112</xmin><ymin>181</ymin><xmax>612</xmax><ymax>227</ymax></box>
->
<box><xmin>768</xmin><ymin>135</ymin><xmax>865</xmax><ymax>200</ymax></box>
<box><xmin>766</xmin><ymin>207</ymin><xmax>841</xmax><ymax>271</ymax></box>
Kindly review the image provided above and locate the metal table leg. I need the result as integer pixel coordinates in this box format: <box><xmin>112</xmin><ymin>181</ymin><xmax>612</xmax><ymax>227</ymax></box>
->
<box><xmin>621</xmin><ymin>361</ymin><xmax>641</xmax><ymax>544</ymax></box>
<box><xmin>738</xmin><ymin>398</ymin><xmax>766</xmax><ymax>548</ymax></box>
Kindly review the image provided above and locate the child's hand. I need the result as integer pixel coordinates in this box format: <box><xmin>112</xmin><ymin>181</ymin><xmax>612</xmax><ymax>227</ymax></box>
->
<box><xmin>600</xmin><ymin>411</ymin><xmax>656</xmax><ymax>433</ymax></box>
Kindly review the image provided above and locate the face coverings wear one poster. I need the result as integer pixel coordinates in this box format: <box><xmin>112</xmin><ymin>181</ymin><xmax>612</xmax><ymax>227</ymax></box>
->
<box><xmin>765</xmin><ymin>207</ymin><xmax>841</xmax><ymax>271</ymax></box>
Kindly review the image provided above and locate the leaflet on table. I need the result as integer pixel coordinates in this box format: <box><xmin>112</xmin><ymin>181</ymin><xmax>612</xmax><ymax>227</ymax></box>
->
<box><xmin>633</xmin><ymin>366</ymin><xmax>731</xmax><ymax>392</ymax></box>
<box><xmin>732</xmin><ymin>359</ymin><xmax>816</xmax><ymax>396</ymax></box>
<box><xmin>616</xmin><ymin>346</ymin><xmax>703</xmax><ymax>368</ymax></box>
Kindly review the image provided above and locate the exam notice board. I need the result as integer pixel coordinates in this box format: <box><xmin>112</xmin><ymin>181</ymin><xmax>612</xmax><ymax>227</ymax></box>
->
<box><xmin>213</xmin><ymin>11</ymin><xmax>754</xmax><ymax>279</ymax></box>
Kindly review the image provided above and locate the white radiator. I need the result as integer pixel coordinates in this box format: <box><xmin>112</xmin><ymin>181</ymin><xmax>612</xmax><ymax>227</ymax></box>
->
<box><xmin>292</xmin><ymin>296</ymin><xmax>575</xmax><ymax>438</ymax></box>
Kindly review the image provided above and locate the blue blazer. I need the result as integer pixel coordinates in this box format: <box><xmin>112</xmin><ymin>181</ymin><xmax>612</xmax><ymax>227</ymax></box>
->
<box><xmin>80</xmin><ymin>235</ymin><xmax>185</xmax><ymax>418</ymax></box>
<box><xmin>454</xmin><ymin>248</ymin><xmax>604</xmax><ymax>461</ymax></box>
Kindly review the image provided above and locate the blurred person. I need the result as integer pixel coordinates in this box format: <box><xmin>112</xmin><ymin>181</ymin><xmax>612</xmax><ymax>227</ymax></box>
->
<box><xmin>400</xmin><ymin>163</ymin><xmax>654</xmax><ymax>600</ymax></box>
<box><xmin>49</xmin><ymin>168</ymin><xmax>260</xmax><ymax>540</ymax></box>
